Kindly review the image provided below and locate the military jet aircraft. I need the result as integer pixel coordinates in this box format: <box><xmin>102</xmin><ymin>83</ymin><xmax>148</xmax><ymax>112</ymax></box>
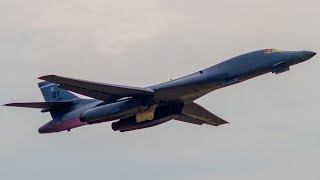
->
<box><xmin>4</xmin><ymin>49</ymin><xmax>316</xmax><ymax>133</ymax></box>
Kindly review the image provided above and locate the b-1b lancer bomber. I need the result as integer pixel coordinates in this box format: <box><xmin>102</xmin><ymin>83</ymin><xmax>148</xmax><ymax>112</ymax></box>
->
<box><xmin>4</xmin><ymin>49</ymin><xmax>316</xmax><ymax>133</ymax></box>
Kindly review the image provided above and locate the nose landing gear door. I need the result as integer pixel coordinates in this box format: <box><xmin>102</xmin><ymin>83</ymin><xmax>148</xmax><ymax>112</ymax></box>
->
<box><xmin>224</xmin><ymin>77</ymin><xmax>239</xmax><ymax>86</ymax></box>
<box><xmin>271</xmin><ymin>61</ymin><xmax>290</xmax><ymax>74</ymax></box>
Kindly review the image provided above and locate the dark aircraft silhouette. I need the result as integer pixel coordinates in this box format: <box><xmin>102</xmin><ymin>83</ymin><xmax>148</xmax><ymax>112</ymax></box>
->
<box><xmin>4</xmin><ymin>49</ymin><xmax>317</xmax><ymax>133</ymax></box>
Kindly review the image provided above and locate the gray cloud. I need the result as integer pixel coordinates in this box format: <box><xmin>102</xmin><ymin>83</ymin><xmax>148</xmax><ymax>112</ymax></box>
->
<box><xmin>0</xmin><ymin>0</ymin><xmax>319</xmax><ymax>179</ymax></box>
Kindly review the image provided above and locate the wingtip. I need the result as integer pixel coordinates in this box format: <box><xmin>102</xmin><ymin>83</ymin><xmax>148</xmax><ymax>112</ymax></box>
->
<box><xmin>221</xmin><ymin>121</ymin><xmax>230</xmax><ymax>125</ymax></box>
<box><xmin>38</xmin><ymin>75</ymin><xmax>56</xmax><ymax>80</ymax></box>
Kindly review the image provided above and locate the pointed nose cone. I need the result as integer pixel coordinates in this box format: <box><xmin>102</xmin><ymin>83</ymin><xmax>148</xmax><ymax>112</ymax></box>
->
<box><xmin>300</xmin><ymin>51</ymin><xmax>317</xmax><ymax>61</ymax></box>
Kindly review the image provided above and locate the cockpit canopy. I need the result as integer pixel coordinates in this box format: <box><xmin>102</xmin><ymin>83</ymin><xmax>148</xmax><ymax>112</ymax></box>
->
<box><xmin>264</xmin><ymin>49</ymin><xmax>283</xmax><ymax>54</ymax></box>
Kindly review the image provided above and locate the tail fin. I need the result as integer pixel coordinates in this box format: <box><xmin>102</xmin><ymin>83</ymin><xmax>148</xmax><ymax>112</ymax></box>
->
<box><xmin>38</xmin><ymin>81</ymin><xmax>77</xmax><ymax>102</ymax></box>
<box><xmin>38</xmin><ymin>81</ymin><xmax>78</xmax><ymax>119</ymax></box>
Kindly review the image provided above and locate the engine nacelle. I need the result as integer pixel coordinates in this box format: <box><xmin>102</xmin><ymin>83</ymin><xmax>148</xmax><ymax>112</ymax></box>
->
<box><xmin>112</xmin><ymin>115</ymin><xmax>175</xmax><ymax>132</ymax></box>
<box><xmin>80</xmin><ymin>98</ymin><xmax>147</xmax><ymax>123</ymax></box>
<box><xmin>112</xmin><ymin>104</ymin><xmax>183</xmax><ymax>132</ymax></box>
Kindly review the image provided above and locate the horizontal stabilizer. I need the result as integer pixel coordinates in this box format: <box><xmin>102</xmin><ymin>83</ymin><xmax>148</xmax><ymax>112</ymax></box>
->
<box><xmin>39</xmin><ymin>75</ymin><xmax>154</xmax><ymax>101</ymax></box>
<box><xmin>3</xmin><ymin>101</ymin><xmax>74</xmax><ymax>109</ymax></box>
<box><xmin>176</xmin><ymin>102</ymin><xmax>229</xmax><ymax>126</ymax></box>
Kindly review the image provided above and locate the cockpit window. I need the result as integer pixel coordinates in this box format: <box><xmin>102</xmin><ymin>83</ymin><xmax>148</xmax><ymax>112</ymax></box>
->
<box><xmin>264</xmin><ymin>49</ymin><xmax>282</xmax><ymax>54</ymax></box>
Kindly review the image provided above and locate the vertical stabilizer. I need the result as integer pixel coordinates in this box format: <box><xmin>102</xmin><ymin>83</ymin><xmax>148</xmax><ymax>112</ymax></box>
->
<box><xmin>38</xmin><ymin>81</ymin><xmax>77</xmax><ymax>102</ymax></box>
<box><xmin>38</xmin><ymin>81</ymin><xmax>78</xmax><ymax>119</ymax></box>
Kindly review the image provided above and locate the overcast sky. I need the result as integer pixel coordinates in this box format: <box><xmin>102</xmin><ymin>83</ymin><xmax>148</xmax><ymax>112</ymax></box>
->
<box><xmin>0</xmin><ymin>0</ymin><xmax>319</xmax><ymax>179</ymax></box>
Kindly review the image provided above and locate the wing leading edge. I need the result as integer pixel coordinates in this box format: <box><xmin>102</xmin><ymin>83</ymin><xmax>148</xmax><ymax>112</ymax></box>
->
<box><xmin>39</xmin><ymin>75</ymin><xmax>154</xmax><ymax>101</ymax></box>
<box><xmin>176</xmin><ymin>102</ymin><xmax>229</xmax><ymax>126</ymax></box>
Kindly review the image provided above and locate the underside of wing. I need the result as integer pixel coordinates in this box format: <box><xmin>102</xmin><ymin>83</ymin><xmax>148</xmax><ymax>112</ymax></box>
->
<box><xmin>39</xmin><ymin>75</ymin><xmax>154</xmax><ymax>101</ymax></box>
<box><xmin>3</xmin><ymin>101</ymin><xmax>74</xmax><ymax>109</ymax></box>
<box><xmin>176</xmin><ymin>102</ymin><xmax>229</xmax><ymax>126</ymax></box>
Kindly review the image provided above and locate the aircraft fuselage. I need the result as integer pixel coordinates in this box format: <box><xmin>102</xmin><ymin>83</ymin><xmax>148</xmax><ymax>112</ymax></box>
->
<box><xmin>150</xmin><ymin>49</ymin><xmax>314</xmax><ymax>103</ymax></box>
<box><xmin>26</xmin><ymin>49</ymin><xmax>317</xmax><ymax>133</ymax></box>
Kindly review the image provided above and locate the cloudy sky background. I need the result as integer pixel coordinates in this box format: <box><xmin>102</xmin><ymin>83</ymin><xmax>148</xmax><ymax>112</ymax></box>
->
<box><xmin>0</xmin><ymin>0</ymin><xmax>319</xmax><ymax>179</ymax></box>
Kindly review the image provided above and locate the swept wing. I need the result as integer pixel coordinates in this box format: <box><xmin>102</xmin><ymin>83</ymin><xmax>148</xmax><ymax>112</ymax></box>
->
<box><xmin>176</xmin><ymin>102</ymin><xmax>229</xmax><ymax>126</ymax></box>
<box><xmin>39</xmin><ymin>75</ymin><xmax>154</xmax><ymax>101</ymax></box>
